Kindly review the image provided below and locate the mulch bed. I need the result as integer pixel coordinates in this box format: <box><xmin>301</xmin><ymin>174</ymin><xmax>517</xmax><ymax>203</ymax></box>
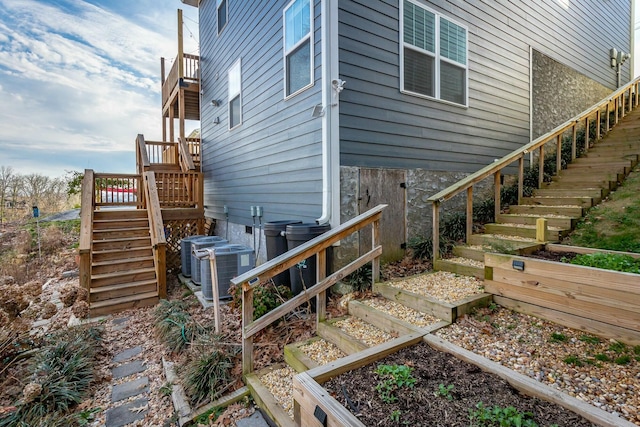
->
<box><xmin>323</xmin><ymin>342</ymin><xmax>596</xmax><ymax>427</ymax></box>
<box><xmin>525</xmin><ymin>250</ymin><xmax>579</xmax><ymax>262</ymax></box>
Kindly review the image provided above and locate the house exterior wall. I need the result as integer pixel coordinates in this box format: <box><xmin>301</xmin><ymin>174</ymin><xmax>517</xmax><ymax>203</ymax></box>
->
<box><xmin>200</xmin><ymin>0</ymin><xmax>324</xmax><ymax>227</ymax></box>
<box><xmin>338</xmin><ymin>0</ymin><xmax>630</xmax><ymax>172</ymax></box>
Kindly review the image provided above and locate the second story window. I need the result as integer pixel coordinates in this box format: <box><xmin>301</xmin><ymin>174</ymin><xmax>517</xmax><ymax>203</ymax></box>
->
<box><xmin>401</xmin><ymin>0</ymin><xmax>468</xmax><ymax>106</ymax></box>
<box><xmin>217</xmin><ymin>0</ymin><xmax>228</xmax><ymax>34</ymax></box>
<box><xmin>283</xmin><ymin>0</ymin><xmax>313</xmax><ymax>97</ymax></box>
<box><xmin>228</xmin><ymin>59</ymin><xmax>242</xmax><ymax>129</ymax></box>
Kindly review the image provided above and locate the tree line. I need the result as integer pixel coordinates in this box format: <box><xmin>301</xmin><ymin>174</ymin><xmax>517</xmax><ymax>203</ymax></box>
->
<box><xmin>0</xmin><ymin>166</ymin><xmax>80</xmax><ymax>224</ymax></box>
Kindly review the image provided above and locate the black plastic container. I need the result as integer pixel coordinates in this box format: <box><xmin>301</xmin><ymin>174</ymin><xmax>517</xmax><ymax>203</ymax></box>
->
<box><xmin>264</xmin><ymin>220</ymin><xmax>302</xmax><ymax>287</ymax></box>
<box><xmin>286</xmin><ymin>223</ymin><xmax>332</xmax><ymax>296</ymax></box>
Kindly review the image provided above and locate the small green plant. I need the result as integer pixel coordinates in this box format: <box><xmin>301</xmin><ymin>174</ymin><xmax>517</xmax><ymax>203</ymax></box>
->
<box><xmin>569</xmin><ymin>252</ymin><xmax>640</xmax><ymax>274</ymax></box>
<box><xmin>374</xmin><ymin>364</ymin><xmax>416</xmax><ymax>404</ymax></box>
<box><xmin>614</xmin><ymin>355</ymin><xmax>632</xmax><ymax>365</ymax></box>
<box><xmin>390</xmin><ymin>409</ymin><xmax>402</xmax><ymax>422</ymax></box>
<box><xmin>435</xmin><ymin>383</ymin><xmax>454</xmax><ymax>401</ymax></box>
<box><xmin>159</xmin><ymin>383</ymin><xmax>173</xmax><ymax>397</ymax></box>
<box><xmin>230</xmin><ymin>282</ymin><xmax>292</xmax><ymax>320</ymax></box>
<box><xmin>633</xmin><ymin>345</ymin><xmax>640</xmax><ymax>355</ymax></box>
<box><xmin>469</xmin><ymin>402</ymin><xmax>539</xmax><ymax>427</ymax></box>
<box><xmin>442</xmin><ymin>211</ymin><xmax>467</xmax><ymax>242</ymax></box>
<box><xmin>563</xmin><ymin>355</ymin><xmax>583</xmax><ymax>366</ymax></box>
<box><xmin>579</xmin><ymin>335</ymin><xmax>601</xmax><ymax>344</ymax></box>
<box><xmin>549</xmin><ymin>332</ymin><xmax>568</xmax><ymax>343</ymax></box>
<box><xmin>193</xmin><ymin>406</ymin><xmax>224</xmax><ymax>424</ymax></box>
<box><xmin>595</xmin><ymin>353</ymin><xmax>611</xmax><ymax>362</ymax></box>
<box><xmin>181</xmin><ymin>340</ymin><xmax>238</xmax><ymax>406</ymax></box>
<box><xmin>609</xmin><ymin>341</ymin><xmax>627</xmax><ymax>354</ymax></box>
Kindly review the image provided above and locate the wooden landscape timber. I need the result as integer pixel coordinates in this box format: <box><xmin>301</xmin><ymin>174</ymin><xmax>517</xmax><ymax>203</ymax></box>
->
<box><xmin>484</xmin><ymin>248</ymin><xmax>640</xmax><ymax>345</ymax></box>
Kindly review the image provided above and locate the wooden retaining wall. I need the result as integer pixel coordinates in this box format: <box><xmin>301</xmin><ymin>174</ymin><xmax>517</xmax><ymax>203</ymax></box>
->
<box><xmin>484</xmin><ymin>251</ymin><xmax>640</xmax><ymax>345</ymax></box>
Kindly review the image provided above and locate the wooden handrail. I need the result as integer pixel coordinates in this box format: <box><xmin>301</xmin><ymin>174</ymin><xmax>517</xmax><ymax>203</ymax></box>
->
<box><xmin>427</xmin><ymin>76</ymin><xmax>640</xmax><ymax>261</ymax></box>
<box><xmin>232</xmin><ymin>204</ymin><xmax>387</xmax><ymax>375</ymax></box>
<box><xmin>78</xmin><ymin>169</ymin><xmax>94</xmax><ymax>292</ymax></box>
<box><xmin>144</xmin><ymin>171</ymin><xmax>167</xmax><ymax>299</ymax></box>
<box><xmin>428</xmin><ymin>77</ymin><xmax>640</xmax><ymax>204</ymax></box>
<box><xmin>93</xmin><ymin>173</ymin><xmax>141</xmax><ymax>208</ymax></box>
<box><xmin>178</xmin><ymin>137</ymin><xmax>196</xmax><ymax>171</ymax></box>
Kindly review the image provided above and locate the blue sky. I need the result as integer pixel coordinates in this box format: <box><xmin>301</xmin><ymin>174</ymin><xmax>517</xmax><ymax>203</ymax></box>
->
<box><xmin>0</xmin><ymin>0</ymin><xmax>199</xmax><ymax>178</ymax></box>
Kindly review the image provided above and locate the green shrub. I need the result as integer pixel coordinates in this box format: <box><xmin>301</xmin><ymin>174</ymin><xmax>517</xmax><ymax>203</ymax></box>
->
<box><xmin>230</xmin><ymin>282</ymin><xmax>292</xmax><ymax>320</ymax></box>
<box><xmin>442</xmin><ymin>211</ymin><xmax>467</xmax><ymax>242</ymax></box>
<box><xmin>182</xmin><ymin>340</ymin><xmax>238</xmax><ymax>406</ymax></box>
<box><xmin>374</xmin><ymin>364</ymin><xmax>416</xmax><ymax>404</ymax></box>
<box><xmin>344</xmin><ymin>264</ymin><xmax>372</xmax><ymax>292</ymax></box>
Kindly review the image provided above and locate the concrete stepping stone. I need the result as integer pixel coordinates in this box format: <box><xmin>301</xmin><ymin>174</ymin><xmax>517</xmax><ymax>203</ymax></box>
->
<box><xmin>112</xmin><ymin>360</ymin><xmax>146</xmax><ymax>380</ymax></box>
<box><xmin>236</xmin><ymin>411</ymin><xmax>270</xmax><ymax>427</ymax></box>
<box><xmin>105</xmin><ymin>397</ymin><xmax>148</xmax><ymax>427</ymax></box>
<box><xmin>111</xmin><ymin>377</ymin><xmax>149</xmax><ymax>402</ymax></box>
<box><xmin>112</xmin><ymin>346</ymin><xmax>142</xmax><ymax>363</ymax></box>
<box><xmin>112</xmin><ymin>316</ymin><xmax>130</xmax><ymax>331</ymax></box>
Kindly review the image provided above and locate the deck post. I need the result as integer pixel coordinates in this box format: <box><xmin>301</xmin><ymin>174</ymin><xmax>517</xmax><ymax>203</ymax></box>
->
<box><xmin>372</xmin><ymin>218</ymin><xmax>380</xmax><ymax>283</ymax></box>
<box><xmin>466</xmin><ymin>187</ymin><xmax>473</xmax><ymax>244</ymax></box>
<box><xmin>161</xmin><ymin>57</ymin><xmax>167</xmax><ymax>142</ymax></box>
<box><xmin>242</xmin><ymin>285</ymin><xmax>254</xmax><ymax>375</ymax></box>
<box><xmin>571</xmin><ymin>123</ymin><xmax>577</xmax><ymax>160</ymax></box>
<box><xmin>316</xmin><ymin>249</ymin><xmax>327</xmax><ymax>324</ymax></box>
<box><xmin>517</xmin><ymin>156</ymin><xmax>524</xmax><ymax>205</ymax></box>
<box><xmin>584</xmin><ymin>116</ymin><xmax>589</xmax><ymax>152</ymax></box>
<box><xmin>538</xmin><ymin>146</ymin><xmax>544</xmax><ymax>188</ymax></box>
<box><xmin>493</xmin><ymin>171</ymin><xmax>501</xmax><ymax>222</ymax></box>
<box><xmin>606</xmin><ymin>102</ymin><xmax>610</xmax><ymax>132</ymax></box>
<box><xmin>432</xmin><ymin>202</ymin><xmax>440</xmax><ymax>262</ymax></box>
<box><xmin>555</xmin><ymin>134</ymin><xmax>562</xmax><ymax>176</ymax></box>
<box><xmin>595</xmin><ymin>110</ymin><xmax>601</xmax><ymax>141</ymax></box>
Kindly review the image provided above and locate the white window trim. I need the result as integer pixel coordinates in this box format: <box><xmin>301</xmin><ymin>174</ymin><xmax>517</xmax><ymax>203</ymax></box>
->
<box><xmin>399</xmin><ymin>0</ymin><xmax>469</xmax><ymax>108</ymax></box>
<box><xmin>228</xmin><ymin>58</ymin><xmax>242</xmax><ymax>130</ymax></box>
<box><xmin>283</xmin><ymin>0</ymin><xmax>314</xmax><ymax>99</ymax></box>
<box><xmin>217</xmin><ymin>0</ymin><xmax>228</xmax><ymax>35</ymax></box>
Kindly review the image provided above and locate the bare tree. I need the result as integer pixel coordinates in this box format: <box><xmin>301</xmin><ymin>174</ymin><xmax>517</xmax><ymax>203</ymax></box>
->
<box><xmin>0</xmin><ymin>166</ymin><xmax>14</xmax><ymax>224</ymax></box>
<box><xmin>22</xmin><ymin>173</ymin><xmax>51</xmax><ymax>211</ymax></box>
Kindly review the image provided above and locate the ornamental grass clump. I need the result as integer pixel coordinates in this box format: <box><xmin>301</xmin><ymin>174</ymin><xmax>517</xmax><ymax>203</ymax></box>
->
<box><xmin>0</xmin><ymin>326</ymin><xmax>103</xmax><ymax>427</ymax></box>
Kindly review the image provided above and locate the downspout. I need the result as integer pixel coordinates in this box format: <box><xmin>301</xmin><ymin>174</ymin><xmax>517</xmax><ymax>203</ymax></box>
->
<box><xmin>316</xmin><ymin>0</ymin><xmax>341</xmax><ymax>228</ymax></box>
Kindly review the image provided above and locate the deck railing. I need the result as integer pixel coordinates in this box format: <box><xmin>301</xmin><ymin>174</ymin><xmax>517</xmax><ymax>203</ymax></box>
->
<box><xmin>178</xmin><ymin>137</ymin><xmax>196</xmax><ymax>172</ymax></box>
<box><xmin>78</xmin><ymin>169</ymin><xmax>95</xmax><ymax>292</ymax></box>
<box><xmin>427</xmin><ymin>77</ymin><xmax>640</xmax><ymax>263</ymax></box>
<box><xmin>162</xmin><ymin>53</ymin><xmax>200</xmax><ymax>108</ymax></box>
<box><xmin>155</xmin><ymin>171</ymin><xmax>201</xmax><ymax>208</ymax></box>
<box><xmin>93</xmin><ymin>173</ymin><xmax>142</xmax><ymax>208</ymax></box>
<box><xmin>231</xmin><ymin>204</ymin><xmax>387</xmax><ymax>375</ymax></box>
<box><xmin>143</xmin><ymin>171</ymin><xmax>167</xmax><ymax>299</ymax></box>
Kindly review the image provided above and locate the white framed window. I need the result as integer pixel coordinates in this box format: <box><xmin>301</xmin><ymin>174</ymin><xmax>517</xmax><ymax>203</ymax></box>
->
<box><xmin>400</xmin><ymin>0</ymin><xmax>468</xmax><ymax>106</ymax></box>
<box><xmin>217</xmin><ymin>0</ymin><xmax>228</xmax><ymax>34</ymax></box>
<box><xmin>228</xmin><ymin>59</ymin><xmax>242</xmax><ymax>129</ymax></box>
<box><xmin>283</xmin><ymin>0</ymin><xmax>313</xmax><ymax>98</ymax></box>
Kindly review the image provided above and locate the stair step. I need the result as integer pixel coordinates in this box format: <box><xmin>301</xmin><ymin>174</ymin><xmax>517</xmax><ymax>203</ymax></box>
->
<box><xmin>93</xmin><ymin>209</ymin><xmax>147</xmax><ymax>220</ymax></box>
<box><xmin>93</xmin><ymin>218</ymin><xmax>149</xmax><ymax>230</ymax></box>
<box><xmin>91</xmin><ymin>267</ymin><xmax>156</xmax><ymax>288</ymax></box>
<box><xmin>520</xmin><ymin>196</ymin><xmax>594</xmax><ymax>207</ymax></box>
<box><xmin>508</xmin><ymin>204</ymin><xmax>584</xmax><ymax>217</ymax></box>
<box><xmin>245</xmin><ymin>369</ymin><xmax>297</xmax><ymax>427</ymax></box>
<box><xmin>92</xmin><ymin>236</ymin><xmax>152</xmax><ymax>251</ymax></box>
<box><xmin>483</xmin><ymin>223</ymin><xmax>565</xmax><ymax>241</ymax></box>
<box><xmin>91</xmin><ymin>256</ymin><xmax>155</xmax><ymax>275</ymax></box>
<box><xmin>348</xmin><ymin>300</ymin><xmax>424</xmax><ymax>336</ymax></box>
<box><xmin>434</xmin><ymin>258</ymin><xmax>484</xmax><ymax>279</ymax></box>
<box><xmin>496</xmin><ymin>213</ymin><xmax>577</xmax><ymax>229</ymax></box>
<box><xmin>566</xmin><ymin>163</ymin><xmax>631</xmax><ymax>175</ymax></box>
<box><xmin>284</xmin><ymin>337</ymin><xmax>344</xmax><ymax>372</ymax></box>
<box><xmin>555</xmin><ymin>171</ymin><xmax>625</xmax><ymax>183</ymax></box>
<box><xmin>467</xmin><ymin>234</ymin><xmax>544</xmax><ymax>253</ymax></box>
<box><xmin>452</xmin><ymin>245</ymin><xmax>485</xmax><ymax>261</ymax></box>
<box><xmin>533</xmin><ymin>188</ymin><xmax>604</xmax><ymax>198</ymax></box>
<box><xmin>89</xmin><ymin>291</ymin><xmax>158</xmax><ymax>317</ymax></box>
<box><xmin>90</xmin><ymin>279</ymin><xmax>158</xmax><ymax>302</ymax></box>
<box><xmin>93</xmin><ymin>227</ymin><xmax>150</xmax><ymax>240</ymax></box>
<box><xmin>546</xmin><ymin>179</ymin><xmax>617</xmax><ymax>191</ymax></box>
<box><xmin>317</xmin><ymin>317</ymin><xmax>370</xmax><ymax>355</ymax></box>
<box><xmin>92</xmin><ymin>247</ymin><xmax>153</xmax><ymax>263</ymax></box>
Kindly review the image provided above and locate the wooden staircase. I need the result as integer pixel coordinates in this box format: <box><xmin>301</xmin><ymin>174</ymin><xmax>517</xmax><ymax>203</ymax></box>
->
<box><xmin>434</xmin><ymin>93</ymin><xmax>640</xmax><ymax>278</ymax></box>
<box><xmin>89</xmin><ymin>209</ymin><xmax>159</xmax><ymax>316</ymax></box>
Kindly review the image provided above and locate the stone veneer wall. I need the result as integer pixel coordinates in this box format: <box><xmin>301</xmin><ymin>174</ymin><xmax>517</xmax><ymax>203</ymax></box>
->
<box><xmin>532</xmin><ymin>49</ymin><xmax>612</xmax><ymax>139</ymax></box>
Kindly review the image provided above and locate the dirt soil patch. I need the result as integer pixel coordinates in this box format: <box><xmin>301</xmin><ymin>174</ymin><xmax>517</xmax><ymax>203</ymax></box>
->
<box><xmin>324</xmin><ymin>342</ymin><xmax>596</xmax><ymax>427</ymax></box>
<box><xmin>525</xmin><ymin>250</ymin><xmax>579</xmax><ymax>263</ymax></box>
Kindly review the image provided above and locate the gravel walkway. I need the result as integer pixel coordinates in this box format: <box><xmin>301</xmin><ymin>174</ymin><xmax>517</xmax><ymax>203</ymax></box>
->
<box><xmin>360</xmin><ymin>296</ymin><xmax>440</xmax><ymax>328</ymax></box>
<box><xmin>333</xmin><ymin>317</ymin><xmax>395</xmax><ymax>347</ymax></box>
<box><xmin>436</xmin><ymin>307</ymin><xmax>640</xmax><ymax>425</ymax></box>
<box><xmin>298</xmin><ymin>339</ymin><xmax>345</xmax><ymax>366</ymax></box>
<box><xmin>260</xmin><ymin>367</ymin><xmax>296</xmax><ymax>419</ymax></box>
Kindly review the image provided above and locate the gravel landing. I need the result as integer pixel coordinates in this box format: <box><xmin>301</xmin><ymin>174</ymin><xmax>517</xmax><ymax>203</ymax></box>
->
<box><xmin>436</xmin><ymin>307</ymin><xmax>640</xmax><ymax>425</ymax></box>
<box><xmin>260</xmin><ymin>366</ymin><xmax>296</xmax><ymax>419</ymax></box>
<box><xmin>446</xmin><ymin>256</ymin><xmax>485</xmax><ymax>268</ymax></box>
<box><xmin>333</xmin><ymin>317</ymin><xmax>395</xmax><ymax>347</ymax></box>
<box><xmin>299</xmin><ymin>339</ymin><xmax>345</xmax><ymax>366</ymax></box>
<box><xmin>386</xmin><ymin>271</ymin><xmax>484</xmax><ymax>303</ymax></box>
<box><xmin>360</xmin><ymin>297</ymin><xmax>440</xmax><ymax>328</ymax></box>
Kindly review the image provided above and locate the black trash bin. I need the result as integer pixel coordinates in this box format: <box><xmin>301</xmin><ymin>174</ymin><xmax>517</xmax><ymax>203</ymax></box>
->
<box><xmin>264</xmin><ymin>220</ymin><xmax>302</xmax><ymax>287</ymax></box>
<box><xmin>286</xmin><ymin>223</ymin><xmax>332</xmax><ymax>296</ymax></box>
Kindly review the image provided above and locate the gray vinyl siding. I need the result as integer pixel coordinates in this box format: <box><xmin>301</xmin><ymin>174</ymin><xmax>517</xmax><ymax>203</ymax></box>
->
<box><xmin>338</xmin><ymin>0</ymin><xmax>631</xmax><ymax>172</ymax></box>
<box><xmin>200</xmin><ymin>0</ymin><xmax>323</xmax><ymax>225</ymax></box>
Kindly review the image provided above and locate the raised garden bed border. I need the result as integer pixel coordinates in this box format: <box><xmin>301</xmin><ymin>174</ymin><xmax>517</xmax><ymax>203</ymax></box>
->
<box><xmin>292</xmin><ymin>333</ymin><xmax>636</xmax><ymax>427</ymax></box>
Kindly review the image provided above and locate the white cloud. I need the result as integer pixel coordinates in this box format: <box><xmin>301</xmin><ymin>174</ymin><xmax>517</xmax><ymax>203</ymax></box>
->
<box><xmin>0</xmin><ymin>0</ymin><xmax>199</xmax><ymax>176</ymax></box>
